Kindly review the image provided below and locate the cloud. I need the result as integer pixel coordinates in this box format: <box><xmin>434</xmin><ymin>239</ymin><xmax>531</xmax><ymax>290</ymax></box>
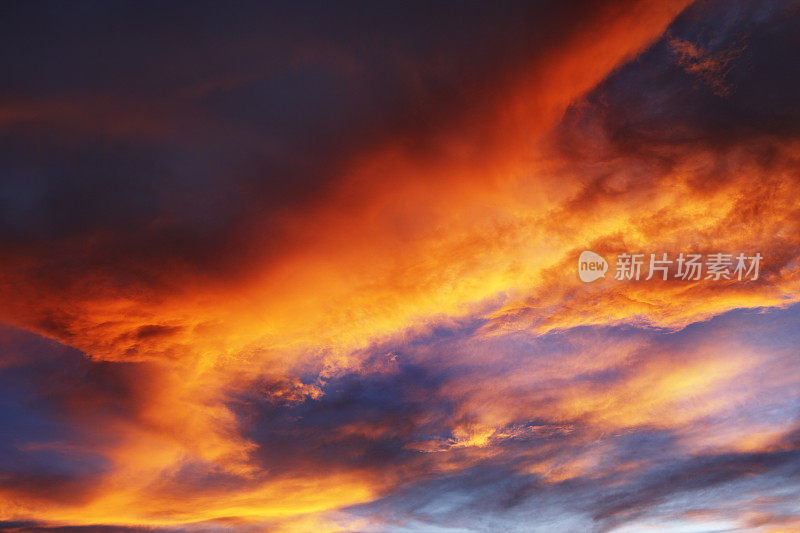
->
<box><xmin>1</xmin><ymin>0</ymin><xmax>800</xmax><ymax>531</ymax></box>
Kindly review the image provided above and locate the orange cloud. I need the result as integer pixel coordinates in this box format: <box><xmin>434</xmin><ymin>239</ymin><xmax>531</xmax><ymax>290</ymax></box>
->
<box><xmin>4</xmin><ymin>1</ymin><xmax>800</xmax><ymax>531</ymax></box>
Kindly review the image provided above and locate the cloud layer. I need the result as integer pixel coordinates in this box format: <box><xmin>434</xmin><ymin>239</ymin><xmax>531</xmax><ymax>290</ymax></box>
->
<box><xmin>0</xmin><ymin>0</ymin><xmax>799</xmax><ymax>531</ymax></box>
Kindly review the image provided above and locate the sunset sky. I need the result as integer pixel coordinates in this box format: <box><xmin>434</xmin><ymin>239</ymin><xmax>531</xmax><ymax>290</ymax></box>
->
<box><xmin>1</xmin><ymin>1</ymin><xmax>799</xmax><ymax>531</ymax></box>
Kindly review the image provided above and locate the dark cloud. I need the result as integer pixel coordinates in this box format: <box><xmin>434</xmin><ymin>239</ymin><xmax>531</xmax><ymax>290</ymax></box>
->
<box><xmin>0</xmin><ymin>1</ymin><xmax>694</xmax><ymax>340</ymax></box>
<box><xmin>230</xmin><ymin>362</ymin><xmax>454</xmax><ymax>477</ymax></box>
<box><xmin>555</xmin><ymin>0</ymin><xmax>800</xmax><ymax>154</ymax></box>
<box><xmin>0</xmin><ymin>325</ymin><xmax>163</xmax><ymax>504</ymax></box>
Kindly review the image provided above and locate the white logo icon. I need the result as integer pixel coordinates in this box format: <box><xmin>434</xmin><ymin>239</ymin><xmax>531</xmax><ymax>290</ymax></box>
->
<box><xmin>578</xmin><ymin>250</ymin><xmax>608</xmax><ymax>282</ymax></box>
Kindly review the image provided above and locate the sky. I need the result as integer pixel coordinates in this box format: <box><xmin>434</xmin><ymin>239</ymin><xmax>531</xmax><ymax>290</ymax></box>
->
<box><xmin>0</xmin><ymin>0</ymin><xmax>799</xmax><ymax>531</ymax></box>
